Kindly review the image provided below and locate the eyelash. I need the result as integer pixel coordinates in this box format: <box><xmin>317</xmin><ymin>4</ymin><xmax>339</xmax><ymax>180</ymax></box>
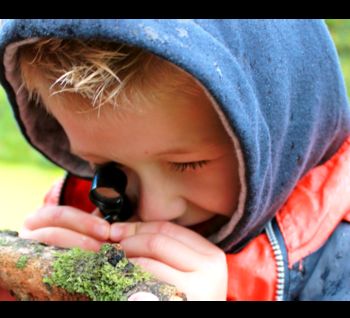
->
<box><xmin>169</xmin><ymin>160</ymin><xmax>209</xmax><ymax>172</ymax></box>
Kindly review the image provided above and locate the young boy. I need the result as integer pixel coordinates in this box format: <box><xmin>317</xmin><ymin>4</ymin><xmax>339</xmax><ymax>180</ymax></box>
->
<box><xmin>1</xmin><ymin>19</ymin><xmax>350</xmax><ymax>301</ymax></box>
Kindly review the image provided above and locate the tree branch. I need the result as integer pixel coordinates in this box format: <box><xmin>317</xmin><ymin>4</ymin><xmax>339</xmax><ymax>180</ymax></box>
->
<box><xmin>0</xmin><ymin>230</ymin><xmax>185</xmax><ymax>301</ymax></box>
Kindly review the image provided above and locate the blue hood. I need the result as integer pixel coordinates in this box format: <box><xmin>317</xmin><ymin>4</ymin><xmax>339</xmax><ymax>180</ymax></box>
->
<box><xmin>0</xmin><ymin>19</ymin><xmax>349</xmax><ymax>252</ymax></box>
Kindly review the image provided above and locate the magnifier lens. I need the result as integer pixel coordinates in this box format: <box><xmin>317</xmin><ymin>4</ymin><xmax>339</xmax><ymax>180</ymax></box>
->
<box><xmin>94</xmin><ymin>187</ymin><xmax>121</xmax><ymax>200</ymax></box>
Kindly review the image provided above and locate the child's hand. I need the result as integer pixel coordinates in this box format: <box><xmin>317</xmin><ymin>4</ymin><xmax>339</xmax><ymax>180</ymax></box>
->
<box><xmin>110</xmin><ymin>221</ymin><xmax>228</xmax><ymax>300</ymax></box>
<box><xmin>19</xmin><ymin>206</ymin><xmax>110</xmax><ymax>252</ymax></box>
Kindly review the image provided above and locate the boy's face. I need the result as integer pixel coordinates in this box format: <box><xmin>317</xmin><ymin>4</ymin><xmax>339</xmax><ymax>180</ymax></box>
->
<box><xmin>41</xmin><ymin>86</ymin><xmax>240</xmax><ymax>236</ymax></box>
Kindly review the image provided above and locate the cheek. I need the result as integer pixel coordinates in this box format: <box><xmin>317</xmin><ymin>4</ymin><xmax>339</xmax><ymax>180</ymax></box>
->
<box><xmin>182</xmin><ymin>159</ymin><xmax>240</xmax><ymax>216</ymax></box>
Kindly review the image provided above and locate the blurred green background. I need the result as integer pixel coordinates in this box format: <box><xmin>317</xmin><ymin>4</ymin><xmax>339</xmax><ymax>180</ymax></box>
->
<box><xmin>0</xmin><ymin>20</ymin><xmax>350</xmax><ymax>230</ymax></box>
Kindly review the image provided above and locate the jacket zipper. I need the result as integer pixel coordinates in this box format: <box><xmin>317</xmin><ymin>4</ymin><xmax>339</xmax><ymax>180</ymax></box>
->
<box><xmin>265</xmin><ymin>221</ymin><xmax>285</xmax><ymax>301</ymax></box>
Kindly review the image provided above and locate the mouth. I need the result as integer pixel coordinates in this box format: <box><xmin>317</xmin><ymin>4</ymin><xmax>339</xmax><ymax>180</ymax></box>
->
<box><xmin>187</xmin><ymin>215</ymin><xmax>230</xmax><ymax>237</ymax></box>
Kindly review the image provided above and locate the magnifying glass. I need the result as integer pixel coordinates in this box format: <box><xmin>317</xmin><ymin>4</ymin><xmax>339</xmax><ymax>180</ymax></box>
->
<box><xmin>89</xmin><ymin>162</ymin><xmax>133</xmax><ymax>223</ymax></box>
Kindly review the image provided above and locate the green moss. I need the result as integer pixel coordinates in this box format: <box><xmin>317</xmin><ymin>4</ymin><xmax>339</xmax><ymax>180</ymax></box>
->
<box><xmin>16</xmin><ymin>255</ymin><xmax>28</xmax><ymax>269</ymax></box>
<box><xmin>33</xmin><ymin>244</ymin><xmax>45</xmax><ymax>254</ymax></box>
<box><xmin>43</xmin><ymin>244</ymin><xmax>152</xmax><ymax>301</ymax></box>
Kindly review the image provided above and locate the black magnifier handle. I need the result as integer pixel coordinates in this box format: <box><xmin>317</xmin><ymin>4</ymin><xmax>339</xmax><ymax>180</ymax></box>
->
<box><xmin>89</xmin><ymin>163</ymin><xmax>133</xmax><ymax>223</ymax></box>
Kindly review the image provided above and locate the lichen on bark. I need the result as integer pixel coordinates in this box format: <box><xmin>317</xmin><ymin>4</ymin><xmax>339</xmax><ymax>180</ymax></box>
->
<box><xmin>15</xmin><ymin>255</ymin><xmax>28</xmax><ymax>269</ymax></box>
<box><xmin>43</xmin><ymin>244</ymin><xmax>152</xmax><ymax>301</ymax></box>
<box><xmin>0</xmin><ymin>231</ymin><xmax>185</xmax><ymax>300</ymax></box>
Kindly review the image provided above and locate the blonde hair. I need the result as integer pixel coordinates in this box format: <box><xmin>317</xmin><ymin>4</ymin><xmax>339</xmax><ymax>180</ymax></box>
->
<box><xmin>18</xmin><ymin>38</ymin><xmax>201</xmax><ymax>113</ymax></box>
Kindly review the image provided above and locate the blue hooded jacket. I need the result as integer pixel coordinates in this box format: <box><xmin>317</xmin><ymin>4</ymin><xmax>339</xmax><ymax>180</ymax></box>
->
<box><xmin>1</xmin><ymin>19</ymin><xmax>350</xmax><ymax>300</ymax></box>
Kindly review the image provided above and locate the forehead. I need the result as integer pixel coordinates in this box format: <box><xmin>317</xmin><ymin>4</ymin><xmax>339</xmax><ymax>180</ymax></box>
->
<box><xmin>48</xmin><ymin>87</ymin><xmax>231</xmax><ymax>161</ymax></box>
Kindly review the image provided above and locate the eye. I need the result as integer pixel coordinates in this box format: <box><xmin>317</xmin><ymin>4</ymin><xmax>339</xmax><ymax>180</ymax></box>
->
<box><xmin>169</xmin><ymin>160</ymin><xmax>209</xmax><ymax>172</ymax></box>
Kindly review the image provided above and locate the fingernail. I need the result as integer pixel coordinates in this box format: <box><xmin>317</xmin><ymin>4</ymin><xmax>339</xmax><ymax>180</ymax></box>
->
<box><xmin>95</xmin><ymin>224</ymin><xmax>109</xmax><ymax>239</ymax></box>
<box><xmin>128</xmin><ymin>292</ymin><xmax>159</xmax><ymax>301</ymax></box>
<box><xmin>18</xmin><ymin>228</ymin><xmax>30</xmax><ymax>239</ymax></box>
<box><xmin>110</xmin><ymin>225</ymin><xmax>123</xmax><ymax>241</ymax></box>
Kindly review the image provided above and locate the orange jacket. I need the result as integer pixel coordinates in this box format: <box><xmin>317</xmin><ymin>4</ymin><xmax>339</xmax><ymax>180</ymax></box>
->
<box><xmin>226</xmin><ymin>136</ymin><xmax>350</xmax><ymax>300</ymax></box>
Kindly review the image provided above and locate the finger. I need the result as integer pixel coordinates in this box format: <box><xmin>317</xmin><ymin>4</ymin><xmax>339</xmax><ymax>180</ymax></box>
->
<box><xmin>19</xmin><ymin>227</ymin><xmax>104</xmax><ymax>252</ymax></box>
<box><xmin>110</xmin><ymin>221</ymin><xmax>216</xmax><ymax>255</ymax></box>
<box><xmin>127</xmin><ymin>291</ymin><xmax>160</xmax><ymax>301</ymax></box>
<box><xmin>120</xmin><ymin>233</ymin><xmax>205</xmax><ymax>271</ymax></box>
<box><xmin>24</xmin><ymin>206</ymin><xmax>110</xmax><ymax>241</ymax></box>
<box><xmin>129</xmin><ymin>257</ymin><xmax>185</xmax><ymax>291</ymax></box>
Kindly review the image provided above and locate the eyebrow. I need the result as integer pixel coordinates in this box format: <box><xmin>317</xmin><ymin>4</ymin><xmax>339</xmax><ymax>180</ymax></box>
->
<box><xmin>71</xmin><ymin>144</ymin><xmax>199</xmax><ymax>157</ymax></box>
<box><xmin>71</xmin><ymin>142</ymin><xmax>221</xmax><ymax>161</ymax></box>
<box><xmin>154</xmin><ymin>148</ymin><xmax>195</xmax><ymax>156</ymax></box>
<box><xmin>155</xmin><ymin>142</ymin><xmax>223</xmax><ymax>157</ymax></box>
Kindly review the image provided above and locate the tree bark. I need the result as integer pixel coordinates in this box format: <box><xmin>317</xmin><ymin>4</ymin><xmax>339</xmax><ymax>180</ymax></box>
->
<box><xmin>0</xmin><ymin>230</ymin><xmax>185</xmax><ymax>301</ymax></box>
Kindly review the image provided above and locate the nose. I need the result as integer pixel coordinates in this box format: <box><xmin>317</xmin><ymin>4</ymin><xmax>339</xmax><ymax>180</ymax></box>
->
<box><xmin>138</xmin><ymin>192</ymin><xmax>187</xmax><ymax>222</ymax></box>
<box><xmin>125</xmin><ymin>168</ymin><xmax>187</xmax><ymax>222</ymax></box>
